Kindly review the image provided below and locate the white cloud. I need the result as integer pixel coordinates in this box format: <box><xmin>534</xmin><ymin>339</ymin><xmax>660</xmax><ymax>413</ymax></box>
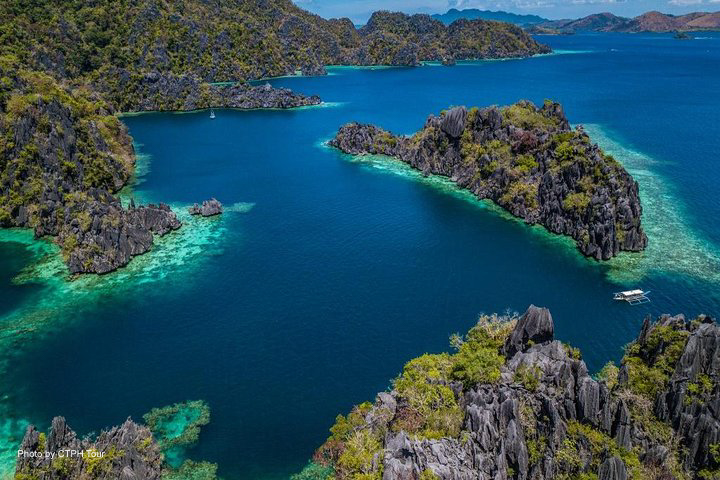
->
<box><xmin>449</xmin><ymin>0</ymin><xmax>559</xmax><ymax>9</ymax></box>
<box><xmin>667</xmin><ymin>0</ymin><xmax>704</xmax><ymax>5</ymax></box>
<box><xmin>449</xmin><ymin>0</ymin><xmax>633</xmax><ymax>9</ymax></box>
<box><xmin>571</xmin><ymin>0</ymin><xmax>626</xmax><ymax>5</ymax></box>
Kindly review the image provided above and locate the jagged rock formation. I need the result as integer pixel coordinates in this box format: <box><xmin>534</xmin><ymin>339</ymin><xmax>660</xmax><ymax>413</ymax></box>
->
<box><xmin>0</xmin><ymin>64</ymin><xmax>181</xmax><ymax>274</ymax></box>
<box><xmin>3</xmin><ymin>0</ymin><xmax>550</xmax><ymax>111</ymax></box>
<box><xmin>98</xmin><ymin>75</ymin><xmax>321</xmax><ymax>112</ymax></box>
<box><xmin>15</xmin><ymin>401</ymin><xmax>218</xmax><ymax>480</ymax></box>
<box><xmin>628</xmin><ymin>313</ymin><xmax>720</xmax><ymax>472</ymax></box>
<box><xmin>302</xmin><ymin>306</ymin><xmax>719</xmax><ymax>480</ymax></box>
<box><xmin>347</xmin><ymin>13</ymin><xmax>550</xmax><ymax>67</ymax></box>
<box><xmin>330</xmin><ymin>102</ymin><xmax>647</xmax><ymax>260</ymax></box>
<box><xmin>16</xmin><ymin>417</ymin><xmax>164</xmax><ymax>479</ymax></box>
<box><xmin>59</xmin><ymin>195</ymin><xmax>181</xmax><ymax>274</ymax></box>
<box><xmin>189</xmin><ymin>198</ymin><xmax>223</xmax><ymax>217</ymax></box>
<box><xmin>15</xmin><ymin>309</ymin><xmax>720</xmax><ymax>479</ymax></box>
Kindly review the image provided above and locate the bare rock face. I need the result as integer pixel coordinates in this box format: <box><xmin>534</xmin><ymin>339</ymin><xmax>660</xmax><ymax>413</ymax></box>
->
<box><xmin>189</xmin><ymin>198</ymin><xmax>224</xmax><ymax>217</ymax></box>
<box><xmin>16</xmin><ymin>417</ymin><xmax>164</xmax><ymax>480</ymax></box>
<box><xmin>503</xmin><ymin>304</ymin><xmax>554</xmax><ymax>356</ymax></box>
<box><xmin>0</xmin><ymin>75</ymin><xmax>183</xmax><ymax>276</ymax></box>
<box><xmin>440</xmin><ymin>106</ymin><xmax>467</xmax><ymax>138</ymax></box>
<box><xmin>330</xmin><ymin>101</ymin><xmax>648</xmax><ymax>260</ymax></box>
<box><xmin>647</xmin><ymin>315</ymin><xmax>720</xmax><ymax>470</ymax></box>
<box><xmin>57</xmin><ymin>192</ymin><xmax>181</xmax><ymax>275</ymax></box>
<box><xmin>96</xmin><ymin>71</ymin><xmax>323</xmax><ymax>112</ymax></box>
<box><xmin>599</xmin><ymin>456</ymin><xmax>628</xmax><ymax>480</ymax></box>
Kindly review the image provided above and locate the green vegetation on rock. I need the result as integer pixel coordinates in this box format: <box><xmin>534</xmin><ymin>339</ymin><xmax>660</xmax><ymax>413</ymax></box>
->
<box><xmin>294</xmin><ymin>309</ymin><xmax>718</xmax><ymax>480</ymax></box>
<box><xmin>622</xmin><ymin>324</ymin><xmax>690</xmax><ymax>399</ymax></box>
<box><xmin>312</xmin><ymin>313</ymin><xmax>518</xmax><ymax>479</ymax></box>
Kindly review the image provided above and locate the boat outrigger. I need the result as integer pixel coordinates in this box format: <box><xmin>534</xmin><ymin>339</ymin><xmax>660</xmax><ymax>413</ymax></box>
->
<box><xmin>613</xmin><ymin>289</ymin><xmax>651</xmax><ymax>305</ymax></box>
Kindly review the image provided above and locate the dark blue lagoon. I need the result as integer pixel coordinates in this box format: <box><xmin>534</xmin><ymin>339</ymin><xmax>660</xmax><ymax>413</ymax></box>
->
<box><xmin>1</xmin><ymin>33</ymin><xmax>719</xmax><ymax>479</ymax></box>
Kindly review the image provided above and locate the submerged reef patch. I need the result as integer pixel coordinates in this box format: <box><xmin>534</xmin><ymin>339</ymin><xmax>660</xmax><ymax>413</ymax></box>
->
<box><xmin>143</xmin><ymin>400</ymin><xmax>211</xmax><ymax>467</ymax></box>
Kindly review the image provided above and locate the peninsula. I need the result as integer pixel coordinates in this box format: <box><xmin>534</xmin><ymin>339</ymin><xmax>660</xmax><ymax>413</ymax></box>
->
<box><xmin>0</xmin><ymin>0</ymin><xmax>550</xmax><ymax>274</ymax></box>
<box><xmin>330</xmin><ymin>102</ymin><xmax>647</xmax><ymax>260</ymax></box>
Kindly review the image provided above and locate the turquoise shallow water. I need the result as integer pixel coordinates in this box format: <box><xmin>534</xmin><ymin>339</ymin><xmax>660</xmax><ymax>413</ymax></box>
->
<box><xmin>1</xmin><ymin>32</ymin><xmax>719</xmax><ymax>479</ymax></box>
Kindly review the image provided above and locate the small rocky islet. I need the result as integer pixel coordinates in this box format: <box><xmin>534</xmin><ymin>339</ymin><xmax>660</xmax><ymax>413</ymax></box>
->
<box><xmin>188</xmin><ymin>199</ymin><xmax>224</xmax><ymax>217</ymax></box>
<box><xmin>330</xmin><ymin>101</ymin><xmax>648</xmax><ymax>260</ymax></box>
<box><xmin>15</xmin><ymin>308</ymin><xmax>720</xmax><ymax>479</ymax></box>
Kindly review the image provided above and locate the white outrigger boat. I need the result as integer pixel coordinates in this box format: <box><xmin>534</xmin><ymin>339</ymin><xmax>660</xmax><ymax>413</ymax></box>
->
<box><xmin>613</xmin><ymin>289</ymin><xmax>651</xmax><ymax>305</ymax></box>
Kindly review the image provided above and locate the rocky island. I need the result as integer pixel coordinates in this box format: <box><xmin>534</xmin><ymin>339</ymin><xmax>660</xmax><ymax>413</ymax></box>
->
<box><xmin>330</xmin><ymin>102</ymin><xmax>647</xmax><ymax>260</ymax></box>
<box><xmin>297</xmin><ymin>306</ymin><xmax>719</xmax><ymax>480</ymax></box>
<box><xmin>0</xmin><ymin>0</ymin><xmax>550</xmax><ymax>275</ymax></box>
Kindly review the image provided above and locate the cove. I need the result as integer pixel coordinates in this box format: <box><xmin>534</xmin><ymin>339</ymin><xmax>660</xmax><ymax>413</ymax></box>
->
<box><xmin>0</xmin><ymin>32</ymin><xmax>719</xmax><ymax>479</ymax></box>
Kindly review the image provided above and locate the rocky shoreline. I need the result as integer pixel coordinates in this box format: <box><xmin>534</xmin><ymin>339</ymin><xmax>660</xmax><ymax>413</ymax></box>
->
<box><xmin>100</xmin><ymin>73</ymin><xmax>322</xmax><ymax>113</ymax></box>
<box><xmin>16</xmin><ymin>417</ymin><xmax>165</xmax><ymax>480</ymax></box>
<box><xmin>330</xmin><ymin>101</ymin><xmax>647</xmax><ymax>260</ymax></box>
<box><xmin>189</xmin><ymin>199</ymin><xmax>223</xmax><ymax>217</ymax></box>
<box><xmin>15</xmin><ymin>401</ymin><xmax>215</xmax><ymax>480</ymax></box>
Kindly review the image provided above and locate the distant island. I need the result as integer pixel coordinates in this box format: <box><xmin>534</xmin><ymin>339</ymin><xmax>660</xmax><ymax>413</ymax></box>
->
<box><xmin>330</xmin><ymin>101</ymin><xmax>647</xmax><ymax>260</ymax></box>
<box><xmin>432</xmin><ymin>8</ymin><xmax>548</xmax><ymax>26</ymax></box>
<box><xmin>0</xmin><ymin>0</ymin><xmax>549</xmax><ymax>275</ymax></box>
<box><xmin>533</xmin><ymin>10</ymin><xmax>720</xmax><ymax>33</ymax></box>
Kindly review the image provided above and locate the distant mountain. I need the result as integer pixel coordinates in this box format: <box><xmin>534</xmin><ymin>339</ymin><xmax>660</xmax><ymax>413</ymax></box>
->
<box><xmin>548</xmin><ymin>12</ymin><xmax>629</xmax><ymax>32</ymax></box>
<box><xmin>433</xmin><ymin>8</ymin><xmax>548</xmax><ymax>26</ymax></box>
<box><xmin>622</xmin><ymin>10</ymin><xmax>720</xmax><ymax>32</ymax></box>
<box><xmin>533</xmin><ymin>10</ymin><xmax>720</xmax><ymax>33</ymax></box>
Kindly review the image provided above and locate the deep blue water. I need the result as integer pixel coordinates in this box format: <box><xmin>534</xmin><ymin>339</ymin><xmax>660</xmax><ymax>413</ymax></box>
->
<box><xmin>1</xmin><ymin>33</ymin><xmax>720</xmax><ymax>479</ymax></box>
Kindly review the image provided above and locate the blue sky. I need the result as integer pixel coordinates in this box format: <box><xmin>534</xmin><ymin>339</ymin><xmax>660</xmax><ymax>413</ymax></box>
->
<box><xmin>293</xmin><ymin>0</ymin><xmax>720</xmax><ymax>22</ymax></box>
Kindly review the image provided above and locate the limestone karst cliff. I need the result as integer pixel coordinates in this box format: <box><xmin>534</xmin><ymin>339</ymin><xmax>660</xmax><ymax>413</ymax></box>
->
<box><xmin>301</xmin><ymin>306</ymin><xmax>718</xmax><ymax>479</ymax></box>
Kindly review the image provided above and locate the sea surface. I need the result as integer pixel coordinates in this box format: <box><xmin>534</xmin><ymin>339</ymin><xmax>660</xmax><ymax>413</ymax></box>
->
<box><xmin>1</xmin><ymin>32</ymin><xmax>719</xmax><ymax>479</ymax></box>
